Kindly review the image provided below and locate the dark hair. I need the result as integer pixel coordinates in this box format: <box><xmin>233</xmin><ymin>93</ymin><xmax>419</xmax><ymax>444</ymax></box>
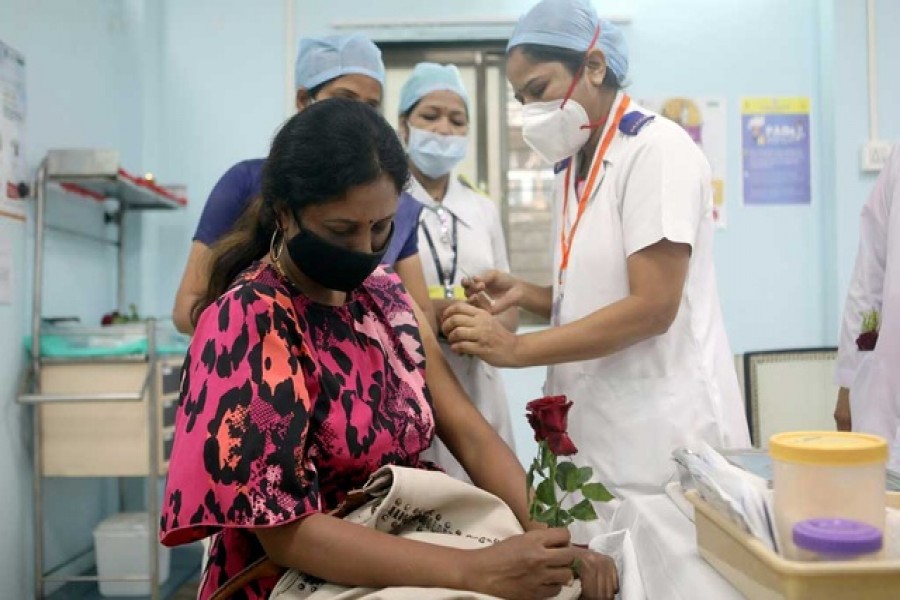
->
<box><xmin>307</xmin><ymin>75</ymin><xmax>384</xmax><ymax>106</ymax></box>
<box><xmin>307</xmin><ymin>80</ymin><xmax>328</xmax><ymax>99</ymax></box>
<box><xmin>194</xmin><ymin>98</ymin><xmax>409</xmax><ymax>325</ymax></box>
<box><xmin>400</xmin><ymin>98</ymin><xmax>470</xmax><ymax>122</ymax></box>
<box><xmin>400</xmin><ymin>100</ymin><xmax>420</xmax><ymax>120</ymax></box>
<box><xmin>513</xmin><ymin>44</ymin><xmax>621</xmax><ymax>90</ymax></box>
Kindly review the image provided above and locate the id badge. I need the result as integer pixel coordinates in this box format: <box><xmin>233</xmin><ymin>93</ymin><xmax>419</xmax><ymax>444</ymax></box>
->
<box><xmin>428</xmin><ymin>284</ymin><xmax>465</xmax><ymax>300</ymax></box>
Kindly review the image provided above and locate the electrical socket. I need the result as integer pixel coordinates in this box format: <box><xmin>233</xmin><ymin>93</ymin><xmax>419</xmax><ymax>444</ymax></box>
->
<box><xmin>860</xmin><ymin>140</ymin><xmax>893</xmax><ymax>173</ymax></box>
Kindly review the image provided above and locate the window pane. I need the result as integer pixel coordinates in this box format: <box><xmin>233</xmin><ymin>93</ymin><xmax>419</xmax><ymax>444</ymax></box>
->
<box><xmin>504</xmin><ymin>83</ymin><xmax>553</xmax><ymax>324</ymax></box>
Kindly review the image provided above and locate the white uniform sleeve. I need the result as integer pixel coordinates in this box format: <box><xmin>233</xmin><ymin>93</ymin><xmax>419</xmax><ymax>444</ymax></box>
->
<box><xmin>835</xmin><ymin>147</ymin><xmax>897</xmax><ymax>387</ymax></box>
<box><xmin>486</xmin><ymin>198</ymin><xmax>511</xmax><ymax>273</ymax></box>
<box><xmin>619</xmin><ymin>128</ymin><xmax>708</xmax><ymax>257</ymax></box>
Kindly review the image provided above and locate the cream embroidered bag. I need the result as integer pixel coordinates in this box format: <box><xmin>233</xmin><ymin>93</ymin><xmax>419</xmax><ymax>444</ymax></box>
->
<box><xmin>270</xmin><ymin>465</ymin><xmax>581</xmax><ymax>600</ymax></box>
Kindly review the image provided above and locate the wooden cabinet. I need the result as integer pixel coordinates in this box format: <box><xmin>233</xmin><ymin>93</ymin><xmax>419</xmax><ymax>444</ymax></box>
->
<box><xmin>38</xmin><ymin>358</ymin><xmax>182</xmax><ymax>477</ymax></box>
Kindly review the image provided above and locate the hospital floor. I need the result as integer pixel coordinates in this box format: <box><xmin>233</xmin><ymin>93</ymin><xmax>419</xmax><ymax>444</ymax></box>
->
<box><xmin>171</xmin><ymin>579</ymin><xmax>200</xmax><ymax>599</ymax></box>
<box><xmin>45</xmin><ymin>546</ymin><xmax>201</xmax><ymax>600</ymax></box>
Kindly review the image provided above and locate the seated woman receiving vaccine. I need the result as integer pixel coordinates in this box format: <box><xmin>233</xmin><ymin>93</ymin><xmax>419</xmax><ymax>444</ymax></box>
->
<box><xmin>159</xmin><ymin>98</ymin><xmax>618</xmax><ymax>600</ymax></box>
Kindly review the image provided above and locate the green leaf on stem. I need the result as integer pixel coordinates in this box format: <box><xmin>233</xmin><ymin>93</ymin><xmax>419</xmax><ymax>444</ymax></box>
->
<box><xmin>535</xmin><ymin>477</ymin><xmax>556</xmax><ymax>506</ymax></box>
<box><xmin>581</xmin><ymin>482</ymin><xmax>615</xmax><ymax>502</ymax></box>
<box><xmin>529</xmin><ymin>498</ymin><xmax>541</xmax><ymax>520</ymax></box>
<box><xmin>535</xmin><ymin>506</ymin><xmax>559</xmax><ymax>526</ymax></box>
<box><xmin>555</xmin><ymin>461</ymin><xmax>580</xmax><ymax>493</ymax></box>
<box><xmin>569</xmin><ymin>499</ymin><xmax>598</xmax><ymax>521</ymax></box>
<box><xmin>576</xmin><ymin>466</ymin><xmax>593</xmax><ymax>486</ymax></box>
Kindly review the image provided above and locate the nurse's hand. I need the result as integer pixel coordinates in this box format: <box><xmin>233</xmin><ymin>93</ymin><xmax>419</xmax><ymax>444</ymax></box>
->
<box><xmin>834</xmin><ymin>387</ymin><xmax>852</xmax><ymax>431</ymax></box>
<box><xmin>441</xmin><ymin>303</ymin><xmax>519</xmax><ymax>367</ymax></box>
<box><xmin>462</xmin><ymin>269</ymin><xmax>522</xmax><ymax>315</ymax></box>
<box><xmin>573</xmin><ymin>547</ymin><xmax>619</xmax><ymax>600</ymax></box>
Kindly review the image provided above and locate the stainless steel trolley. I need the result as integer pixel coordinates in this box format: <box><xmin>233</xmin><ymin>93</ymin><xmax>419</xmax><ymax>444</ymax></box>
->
<box><xmin>17</xmin><ymin>149</ymin><xmax>188</xmax><ymax>599</ymax></box>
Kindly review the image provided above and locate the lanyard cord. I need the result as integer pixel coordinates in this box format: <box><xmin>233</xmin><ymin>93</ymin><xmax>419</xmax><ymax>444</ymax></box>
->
<box><xmin>420</xmin><ymin>211</ymin><xmax>458</xmax><ymax>292</ymax></box>
<box><xmin>558</xmin><ymin>95</ymin><xmax>631</xmax><ymax>285</ymax></box>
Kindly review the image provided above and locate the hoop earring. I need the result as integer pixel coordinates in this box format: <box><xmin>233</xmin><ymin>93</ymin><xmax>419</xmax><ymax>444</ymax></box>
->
<box><xmin>269</xmin><ymin>227</ymin><xmax>284</xmax><ymax>262</ymax></box>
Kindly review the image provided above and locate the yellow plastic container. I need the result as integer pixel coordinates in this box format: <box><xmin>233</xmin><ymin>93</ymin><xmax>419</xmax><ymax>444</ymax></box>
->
<box><xmin>769</xmin><ymin>431</ymin><xmax>888</xmax><ymax>559</ymax></box>
<box><xmin>687</xmin><ymin>490</ymin><xmax>900</xmax><ymax>600</ymax></box>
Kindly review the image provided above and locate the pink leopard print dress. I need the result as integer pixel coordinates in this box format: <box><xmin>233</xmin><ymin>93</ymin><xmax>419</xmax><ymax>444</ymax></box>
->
<box><xmin>160</xmin><ymin>262</ymin><xmax>436</xmax><ymax>599</ymax></box>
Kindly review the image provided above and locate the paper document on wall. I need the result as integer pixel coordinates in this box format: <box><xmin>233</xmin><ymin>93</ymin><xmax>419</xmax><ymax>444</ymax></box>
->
<box><xmin>0</xmin><ymin>235</ymin><xmax>12</xmax><ymax>304</ymax></box>
<box><xmin>741</xmin><ymin>97</ymin><xmax>811</xmax><ymax>206</ymax></box>
<box><xmin>639</xmin><ymin>96</ymin><xmax>727</xmax><ymax>229</ymax></box>
<box><xmin>0</xmin><ymin>39</ymin><xmax>26</xmax><ymax>221</ymax></box>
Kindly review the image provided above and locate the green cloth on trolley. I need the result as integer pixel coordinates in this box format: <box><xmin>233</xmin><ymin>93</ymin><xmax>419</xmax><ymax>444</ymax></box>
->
<box><xmin>24</xmin><ymin>333</ymin><xmax>189</xmax><ymax>358</ymax></box>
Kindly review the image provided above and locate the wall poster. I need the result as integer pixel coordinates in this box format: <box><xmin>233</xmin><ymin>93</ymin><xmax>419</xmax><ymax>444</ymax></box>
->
<box><xmin>0</xmin><ymin>39</ymin><xmax>26</xmax><ymax>222</ymax></box>
<box><xmin>741</xmin><ymin>97</ymin><xmax>811</xmax><ymax>206</ymax></box>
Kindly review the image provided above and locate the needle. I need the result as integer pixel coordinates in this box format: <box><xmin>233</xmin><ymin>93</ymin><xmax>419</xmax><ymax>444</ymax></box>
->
<box><xmin>459</xmin><ymin>267</ymin><xmax>495</xmax><ymax>305</ymax></box>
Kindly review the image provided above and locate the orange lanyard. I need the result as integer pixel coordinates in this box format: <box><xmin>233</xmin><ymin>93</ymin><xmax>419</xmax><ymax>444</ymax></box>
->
<box><xmin>559</xmin><ymin>95</ymin><xmax>631</xmax><ymax>285</ymax></box>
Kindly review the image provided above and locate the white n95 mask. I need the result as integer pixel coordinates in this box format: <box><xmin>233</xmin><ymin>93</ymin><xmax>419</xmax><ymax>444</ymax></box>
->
<box><xmin>407</xmin><ymin>126</ymin><xmax>468</xmax><ymax>178</ymax></box>
<box><xmin>521</xmin><ymin>99</ymin><xmax>592</xmax><ymax>165</ymax></box>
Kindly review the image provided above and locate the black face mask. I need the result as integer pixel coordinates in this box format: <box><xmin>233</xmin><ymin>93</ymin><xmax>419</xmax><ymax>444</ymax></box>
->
<box><xmin>285</xmin><ymin>221</ymin><xmax>393</xmax><ymax>292</ymax></box>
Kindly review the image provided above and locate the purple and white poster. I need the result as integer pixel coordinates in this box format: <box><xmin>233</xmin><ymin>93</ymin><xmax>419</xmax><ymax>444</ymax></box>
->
<box><xmin>741</xmin><ymin>97</ymin><xmax>811</xmax><ymax>205</ymax></box>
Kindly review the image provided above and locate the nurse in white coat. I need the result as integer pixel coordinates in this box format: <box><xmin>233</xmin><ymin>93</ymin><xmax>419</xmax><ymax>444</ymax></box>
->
<box><xmin>834</xmin><ymin>144</ymin><xmax>900</xmax><ymax>471</ymax></box>
<box><xmin>398</xmin><ymin>63</ymin><xmax>518</xmax><ymax>481</ymax></box>
<box><xmin>442</xmin><ymin>0</ymin><xmax>749</xmax><ymax>537</ymax></box>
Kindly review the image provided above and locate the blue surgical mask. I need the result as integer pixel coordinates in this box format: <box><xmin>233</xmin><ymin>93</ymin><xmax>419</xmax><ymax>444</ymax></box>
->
<box><xmin>407</xmin><ymin>126</ymin><xmax>467</xmax><ymax>178</ymax></box>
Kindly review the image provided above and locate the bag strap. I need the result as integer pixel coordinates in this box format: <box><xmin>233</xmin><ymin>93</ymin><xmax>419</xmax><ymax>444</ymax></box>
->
<box><xmin>208</xmin><ymin>556</ymin><xmax>285</xmax><ymax>600</ymax></box>
<box><xmin>207</xmin><ymin>479</ymin><xmax>380</xmax><ymax>598</ymax></box>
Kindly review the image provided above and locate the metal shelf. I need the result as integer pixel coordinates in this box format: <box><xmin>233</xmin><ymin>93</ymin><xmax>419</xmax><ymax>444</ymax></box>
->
<box><xmin>46</xmin><ymin>149</ymin><xmax>186</xmax><ymax>211</ymax></box>
<box><xmin>44</xmin><ymin>545</ymin><xmax>202</xmax><ymax>600</ymax></box>
<box><xmin>19</xmin><ymin>148</ymin><xmax>189</xmax><ymax>599</ymax></box>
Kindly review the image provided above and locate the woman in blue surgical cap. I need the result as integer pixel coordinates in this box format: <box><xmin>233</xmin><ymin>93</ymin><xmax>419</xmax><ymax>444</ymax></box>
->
<box><xmin>444</xmin><ymin>0</ymin><xmax>750</xmax><ymax>538</ymax></box>
<box><xmin>397</xmin><ymin>63</ymin><xmax>518</xmax><ymax>482</ymax></box>
<box><xmin>172</xmin><ymin>34</ymin><xmax>435</xmax><ymax>335</ymax></box>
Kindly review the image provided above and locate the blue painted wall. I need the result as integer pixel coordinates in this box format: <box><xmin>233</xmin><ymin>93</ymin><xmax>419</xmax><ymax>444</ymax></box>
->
<box><xmin>141</xmin><ymin>0</ymin><xmax>900</xmax><ymax>352</ymax></box>
<box><xmin>139</xmin><ymin>0</ymin><xmax>287</xmax><ymax>319</ymax></box>
<box><xmin>831</xmin><ymin>0</ymin><xmax>900</xmax><ymax>334</ymax></box>
<box><xmin>0</xmin><ymin>0</ymin><xmax>151</xmax><ymax>594</ymax></box>
<box><xmin>624</xmin><ymin>0</ymin><xmax>827</xmax><ymax>352</ymax></box>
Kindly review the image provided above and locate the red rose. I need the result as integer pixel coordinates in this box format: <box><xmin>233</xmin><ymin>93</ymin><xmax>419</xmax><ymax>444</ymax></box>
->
<box><xmin>526</xmin><ymin>395</ymin><xmax>578</xmax><ymax>456</ymax></box>
<box><xmin>856</xmin><ymin>330</ymin><xmax>878</xmax><ymax>351</ymax></box>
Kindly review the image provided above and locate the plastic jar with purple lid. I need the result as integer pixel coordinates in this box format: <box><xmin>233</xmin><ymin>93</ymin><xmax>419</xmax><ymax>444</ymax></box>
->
<box><xmin>792</xmin><ymin>518</ymin><xmax>883</xmax><ymax>561</ymax></box>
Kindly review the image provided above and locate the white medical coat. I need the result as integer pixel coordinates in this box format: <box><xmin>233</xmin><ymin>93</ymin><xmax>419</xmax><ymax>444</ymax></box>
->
<box><xmin>543</xmin><ymin>93</ymin><xmax>750</xmax><ymax>541</ymax></box>
<box><xmin>409</xmin><ymin>175</ymin><xmax>517</xmax><ymax>481</ymax></box>
<box><xmin>835</xmin><ymin>144</ymin><xmax>900</xmax><ymax>471</ymax></box>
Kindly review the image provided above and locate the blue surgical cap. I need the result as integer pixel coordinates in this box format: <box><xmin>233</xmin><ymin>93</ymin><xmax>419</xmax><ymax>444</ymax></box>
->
<box><xmin>507</xmin><ymin>0</ymin><xmax>629</xmax><ymax>83</ymax></box>
<box><xmin>399</xmin><ymin>63</ymin><xmax>470</xmax><ymax>114</ymax></box>
<box><xmin>295</xmin><ymin>33</ymin><xmax>385</xmax><ymax>91</ymax></box>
